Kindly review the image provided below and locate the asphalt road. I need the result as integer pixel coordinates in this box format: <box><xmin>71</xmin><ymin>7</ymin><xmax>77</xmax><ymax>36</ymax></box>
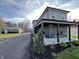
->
<box><xmin>0</xmin><ymin>33</ymin><xmax>32</xmax><ymax>59</ymax></box>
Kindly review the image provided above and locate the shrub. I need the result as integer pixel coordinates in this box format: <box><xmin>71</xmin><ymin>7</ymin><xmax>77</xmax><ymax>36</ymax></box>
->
<box><xmin>72</xmin><ymin>41</ymin><xmax>79</xmax><ymax>46</ymax></box>
<box><xmin>32</xmin><ymin>33</ymin><xmax>45</xmax><ymax>54</ymax></box>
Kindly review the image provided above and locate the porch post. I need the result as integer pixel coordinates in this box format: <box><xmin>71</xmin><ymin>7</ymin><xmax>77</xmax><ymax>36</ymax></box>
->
<box><xmin>57</xmin><ymin>24</ymin><xmax>59</xmax><ymax>43</ymax></box>
<box><xmin>34</xmin><ymin>28</ymin><xmax>35</xmax><ymax>34</ymax></box>
<box><xmin>34</xmin><ymin>27</ymin><xmax>37</xmax><ymax>34</ymax></box>
<box><xmin>41</xmin><ymin>22</ymin><xmax>44</xmax><ymax>43</ymax></box>
<box><xmin>41</xmin><ymin>22</ymin><xmax>44</xmax><ymax>34</ymax></box>
<box><xmin>69</xmin><ymin>25</ymin><xmax>71</xmax><ymax>41</ymax></box>
<box><xmin>78</xmin><ymin>25</ymin><xmax>79</xmax><ymax>39</ymax></box>
<box><xmin>34</xmin><ymin>27</ymin><xmax>35</xmax><ymax>34</ymax></box>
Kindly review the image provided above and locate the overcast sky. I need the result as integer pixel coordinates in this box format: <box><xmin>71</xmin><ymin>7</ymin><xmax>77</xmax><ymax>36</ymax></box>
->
<box><xmin>0</xmin><ymin>0</ymin><xmax>79</xmax><ymax>22</ymax></box>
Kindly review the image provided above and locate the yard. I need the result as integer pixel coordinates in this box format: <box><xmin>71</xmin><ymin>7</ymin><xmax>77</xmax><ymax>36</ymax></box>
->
<box><xmin>57</xmin><ymin>46</ymin><xmax>79</xmax><ymax>59</ymax></box>
<box><xmin>0</xmin><ymin>33</ymin><xmax>22</xmax><ymax>41</ymax></box>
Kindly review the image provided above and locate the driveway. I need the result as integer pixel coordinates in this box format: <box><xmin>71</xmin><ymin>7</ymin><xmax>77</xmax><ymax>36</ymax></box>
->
<box><xmin>0</xmin><ymin>33</ymin><xmax>32</xmax><ymax>59</ymax></box>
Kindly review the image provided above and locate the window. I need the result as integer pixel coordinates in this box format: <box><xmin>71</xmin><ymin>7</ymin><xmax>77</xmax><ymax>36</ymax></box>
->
<box><xmin>52</xmin><ymin>16</ymin><xmax>55</xmax><ymax>19</ymax></box>
<box><xmin>60</xmin><ymin>31</ymin><xmax>63</xmax><ymax>35</ymax></box>
<box><xmin>62</xmin><ymin>17</ymin><xmax>64</xmax><ymax>19</ymax></box>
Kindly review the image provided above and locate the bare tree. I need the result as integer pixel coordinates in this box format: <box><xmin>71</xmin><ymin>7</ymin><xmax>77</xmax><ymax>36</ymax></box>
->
<box><xmin>0</xmin><ymin>17</ymin><xmax>4</xmax><ymax>28</ymax></box>
<box><xmin>18</xmin><ymin>18</ymin><xmax>31</xmax><ymax>32</ymax></box>
<box><xmin>0</xmin><ymin>17</ymin><xmax>5</xmax><ymax>33</ymax></box>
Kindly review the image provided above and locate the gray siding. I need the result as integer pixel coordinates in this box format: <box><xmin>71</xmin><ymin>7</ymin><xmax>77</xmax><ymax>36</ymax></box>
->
<box><xmin>39</xmin><ymin>8</ymin><xmax>68</xmax><ymax>21</ymax></box>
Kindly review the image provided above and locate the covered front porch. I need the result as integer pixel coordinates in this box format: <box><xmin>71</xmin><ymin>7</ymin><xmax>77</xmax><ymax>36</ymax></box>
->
<box><xmin>34</xmin><ymin>19</ymin><xmax>79</xmax><ymax>45</ymax></box>
<box><xmin>43</xmin><ymin>21</ymin><xmax>79</xmax><ymax>45</ymax></box>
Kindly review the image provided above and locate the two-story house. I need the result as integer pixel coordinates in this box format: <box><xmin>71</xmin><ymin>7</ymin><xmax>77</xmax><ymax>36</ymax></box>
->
<box><xmin>33</xmin><ymin>7</ymin><xmax>79</xmax><ymax>45</ymax></box>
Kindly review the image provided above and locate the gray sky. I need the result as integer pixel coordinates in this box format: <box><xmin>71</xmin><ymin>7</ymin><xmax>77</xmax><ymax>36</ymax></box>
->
<box><xmin>0</xmin><ymin>0</ymin><xmax>79</xmax><ymax>22</ymax></box>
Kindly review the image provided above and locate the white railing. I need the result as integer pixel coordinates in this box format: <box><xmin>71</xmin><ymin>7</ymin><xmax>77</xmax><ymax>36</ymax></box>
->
<box><xmin>43</xmin><ymin>35</ymin><xmax>79</xmax><ymax>45</ymax></box>
<box><xmin>44</xmin><ymin>37</ymin><xmax>57</xmax><ymax>45</ymax></box>
<box><xmin>43</xmin><ymin>35</ymin><xmax>69</xmax><ymax>45</ymax></box>
<box><xmin>59</xmin><ymin>38</ymin><xmax>69</xmax><ymax>43</ymax></box>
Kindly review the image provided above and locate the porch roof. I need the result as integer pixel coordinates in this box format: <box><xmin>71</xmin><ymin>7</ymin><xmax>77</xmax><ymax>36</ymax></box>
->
<box><xmin>33</xmin><ymin>19</ymin><xmax>79</xmax><ymax>27</ymax></box>
<box><xmin>42</xmin><ymin>19</ymin><xmax>79</xmax><ymax>24</ymax></box>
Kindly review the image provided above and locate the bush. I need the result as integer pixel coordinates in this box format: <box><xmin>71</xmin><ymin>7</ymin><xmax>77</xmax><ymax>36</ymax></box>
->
<box><xmin>60</xmin><ymin>42</ymin><xmax>68</xmax><ymax>48</ymax></box>
<box><xmin>32</xmin><ymin>33</ymin><xmax>45</xmax><ymax>54</ymax></box>
<box><xmin>72</xmin><ymin>41</ymin><xmax>79</xmax><ymax>46</ymax></box>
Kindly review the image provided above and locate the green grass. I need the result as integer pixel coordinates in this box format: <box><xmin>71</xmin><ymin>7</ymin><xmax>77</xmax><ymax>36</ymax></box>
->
<box><xmin>57</xmin><ymin>47</ymin><xmax>79</xmax><ymax>59</ymax></box>
<box><xmin>71</xmin><ymin>36</ymin><xmax>78</xmax><ymax>39</ymax></box>
<box><xmin>0</xmin><ymin>33</ymin><xmax>22</xmax><ymax>40</ymax></box>
<box><xmin>63</xmin><ymin>36</ymin><xmax>78</xmax><ymax>39</ymax></box>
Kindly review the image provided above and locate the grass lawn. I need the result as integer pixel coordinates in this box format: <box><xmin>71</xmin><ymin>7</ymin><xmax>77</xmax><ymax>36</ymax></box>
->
<box><xmin>0</xmin><ymin>33</ymin><xmax>22</xmax><ymax>41</ymax></box>
<box><xmin>64</xmin><ymin>36</ymin><xmax>78</xmax><ymax>39</ymax></box>
<box><xmin>57</xmin><ymin>47</ymin><xmax>79</xmax><ymax>59</ymax></box>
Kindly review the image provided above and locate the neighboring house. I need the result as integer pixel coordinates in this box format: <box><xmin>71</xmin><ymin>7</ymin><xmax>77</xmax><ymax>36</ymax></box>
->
<box><xmin>0</xmin><ymin>18</ymin><xmax>23</xmax><ymax>34</ymax></box>
<box><xmin>1</xmin><ymin>27</ymin><xmax>22</xmax><ymax>33</ymax></box>
<box><xmin>33</xmin><ymin>6</ymin><xmax>79</xmax><ymax>45</ymax></box>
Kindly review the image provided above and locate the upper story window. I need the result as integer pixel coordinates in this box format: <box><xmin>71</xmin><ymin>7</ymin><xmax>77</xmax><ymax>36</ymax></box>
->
<box><xmin>52</xmin><ymin>16</ymin><xmax>55</xmax><ymax>19</ymax></box>
<box><xmin>62</xmin><ymin>17</ymin><xmax>64</xmax><ymax>19</ymax></box>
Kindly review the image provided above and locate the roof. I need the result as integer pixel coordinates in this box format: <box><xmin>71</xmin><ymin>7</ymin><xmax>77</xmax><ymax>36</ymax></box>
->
<box><xmin>42</xmin><ymin>19</ymin><xmax>74</xmax><ymax>23</ymax></box>
<box><xmin>47</xmin><ymin>7</ymin><xmax>70</xmax><ymax>13</ymax></box>
<box><xmin>33</xmin><ymin>19</ymin><xmax>79</xmax><ymax>27</ymax></box>
<box><xmin>32</xmin><ymin>20</ymin><xmax>38</xmax><ymax>26</ymax></box>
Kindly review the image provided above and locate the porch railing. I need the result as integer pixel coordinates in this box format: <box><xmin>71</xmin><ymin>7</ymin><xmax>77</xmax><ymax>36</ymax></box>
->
<box><xmin>43</xmin><ymin>34</ymin><xmax>79</xmax><ymax>45</ymax></box>
<box><xmin>43</xmin><ymin>34</ymin><xmax>70</xmax><ymax>45</ymax></box>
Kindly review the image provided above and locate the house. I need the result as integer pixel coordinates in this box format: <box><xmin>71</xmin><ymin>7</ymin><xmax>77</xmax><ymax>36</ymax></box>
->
<box><xmin>32</xmin><ymin>7</ymin><xmax>79</xmax><ymax>45</ymax></box>
<box><xmin>1</xmin><ymin>27</ymin><xmax>22</xmax><ymax>33</ymax></box>
<box><xmin>0</xmin><ymin>21</ymin><xmax>23</xmax><ymax>34</ymax></box>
